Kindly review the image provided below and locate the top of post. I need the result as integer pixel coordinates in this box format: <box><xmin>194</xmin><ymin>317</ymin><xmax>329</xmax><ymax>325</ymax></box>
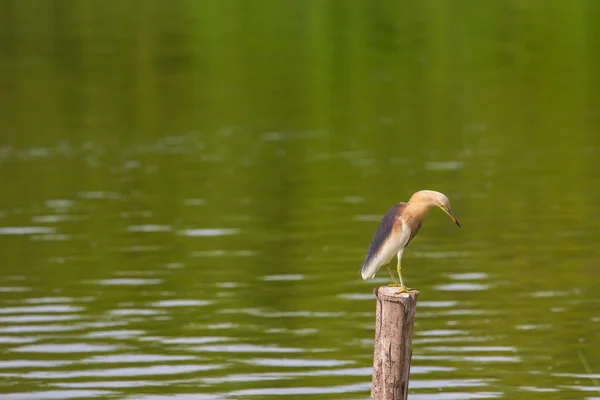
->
<box><xmin>374</xmin><ymin>286</ymin><xmax>419</xmax><ymax>304</ymax></box>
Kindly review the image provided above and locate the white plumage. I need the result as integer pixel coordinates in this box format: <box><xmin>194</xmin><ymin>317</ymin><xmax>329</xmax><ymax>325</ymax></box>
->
<box><xmin>361</xmin><ymin>220</ymin><xmax>411</xmax><ymax>279</ymax></box>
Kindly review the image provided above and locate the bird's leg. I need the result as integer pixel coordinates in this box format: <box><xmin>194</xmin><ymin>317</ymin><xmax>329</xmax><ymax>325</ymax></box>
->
<box><xmin>395</xmin><ymin>253</ymin><xmax>419</xmax><ymax>295</ymax></box>
<box><xmin>396</xmin><ymin>260</ymin><xmax>406</xmax><ymax>290</ymax></box>
<box><xmin>385</xmin><ymin>264</ymin><xmax>400</xmax><ymax>287</ymax></box>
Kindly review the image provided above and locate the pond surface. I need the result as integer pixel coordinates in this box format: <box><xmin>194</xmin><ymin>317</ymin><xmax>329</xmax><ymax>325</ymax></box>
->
<box><xmin>1</xmin><ymin>1</ymin><xmax>600</xmax><ymax>399</ymax></box>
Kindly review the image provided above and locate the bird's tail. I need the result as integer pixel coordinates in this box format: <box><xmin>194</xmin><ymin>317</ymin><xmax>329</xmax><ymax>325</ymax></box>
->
<box><xmin>360</xmin><ymin>260</ymin><xmax>378</xmax><ymax>280</ymax></box>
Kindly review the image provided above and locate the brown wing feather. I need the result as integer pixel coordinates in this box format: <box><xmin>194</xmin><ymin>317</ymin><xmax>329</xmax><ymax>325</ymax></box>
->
<box><xmin>361</xmin><ymin>202</ymin><xmax>407</xmax><ymax>277</ymax></box>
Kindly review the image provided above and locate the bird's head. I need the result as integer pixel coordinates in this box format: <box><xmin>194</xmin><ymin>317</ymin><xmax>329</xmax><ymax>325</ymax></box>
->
<box><xmin>409</xmin><ymin>190</ymin><xmax>461</xmax><ymax>227</ymax></box>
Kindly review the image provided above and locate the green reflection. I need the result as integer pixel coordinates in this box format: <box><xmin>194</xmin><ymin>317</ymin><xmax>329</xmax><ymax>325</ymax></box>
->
<box><xmin>0</xmin><ymin>1</ymin><xmax>599</xmax><ymax>399</ymax></box>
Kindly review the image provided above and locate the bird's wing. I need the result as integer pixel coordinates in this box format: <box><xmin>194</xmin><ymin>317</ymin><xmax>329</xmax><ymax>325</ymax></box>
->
<box><xmin>360</xmin><ymin>202</ymin><xmax>408</xmax><ymax>279</ymax></box>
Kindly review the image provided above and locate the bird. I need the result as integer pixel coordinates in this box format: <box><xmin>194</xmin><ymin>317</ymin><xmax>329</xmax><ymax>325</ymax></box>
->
<box><xmin>360</xmin><ymin>190</ymin><xmax>460</xmax><ymax>294</ymax></box>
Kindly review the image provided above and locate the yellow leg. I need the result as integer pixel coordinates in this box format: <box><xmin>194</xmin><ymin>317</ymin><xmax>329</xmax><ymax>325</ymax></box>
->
<box><xmin>397</xmin><ymin>261</ymin><xmax>405</xmax><ymax>288</ymax></box>
<box><xmin>385</xmin><ymin>264</ymin><xmax>399</xmax><ymax>286</ymax></box>
<box><xmin>395</xmin><ymin>258</ymin><xmax>419</xmax><ymax>295</ymax></box>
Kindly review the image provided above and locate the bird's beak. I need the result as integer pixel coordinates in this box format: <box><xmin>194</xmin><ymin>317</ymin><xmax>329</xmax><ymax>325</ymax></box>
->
<box><xmin>441</xmin><ymin>206</ymin><xmax>461</xmax><ymax>228</ymax></box>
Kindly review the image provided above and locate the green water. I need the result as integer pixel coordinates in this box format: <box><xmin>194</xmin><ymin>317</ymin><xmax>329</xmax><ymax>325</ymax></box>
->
<box><xmin>1</xmin><ymin>1</ymin><xmax>600</xmax><ymax>399</ymax></box>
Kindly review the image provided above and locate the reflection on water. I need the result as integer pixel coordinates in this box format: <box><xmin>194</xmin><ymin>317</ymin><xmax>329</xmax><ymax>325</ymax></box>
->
<box><xmin>1</xmin><ymin>1</ymin><xmax>600</xmax><ymax>399</ymax></box>
<box><xmin>0</xmin><ymin>270</ymin><xmax>598</xmax><ymax>399</ymax></box>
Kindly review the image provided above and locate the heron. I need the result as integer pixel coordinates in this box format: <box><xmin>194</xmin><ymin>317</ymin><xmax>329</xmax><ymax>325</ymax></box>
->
<box><xmin>360</xmin><ymin>190</ymin><xmax>460</xmax><ymax>294</ymax></box>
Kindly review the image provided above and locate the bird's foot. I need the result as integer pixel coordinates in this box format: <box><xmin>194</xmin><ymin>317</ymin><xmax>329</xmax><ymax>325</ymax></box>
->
<box><xmin>387</xmin><ymin>283</ymin><xmax>401</xmax><ymax>287</ymax></box>
<box><xmin>395</xmin><ymin>286</ymin><xmax>420</xmax><ymax>295</ymax></box>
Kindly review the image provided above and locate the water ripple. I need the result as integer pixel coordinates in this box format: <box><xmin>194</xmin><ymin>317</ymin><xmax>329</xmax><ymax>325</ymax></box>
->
<box><xmin>0</xmin><ymin>390</ymin><xmax>117</xmax><ymax>399</ymax></box>
<box><xmin>83</xmin><ymin>354</ymin><xmax>196</xmax><ymax>364</ymax></box>
<box><xmin>0</xmin><ymin>227</ymin><xmax>56</xmax><ymax>235</ymax></box>
<box><xmin>262</xmin><ymin>274</ymin><xmax>304</xmax><ymax>281</ymax></box>
<box><xmin>228</xmin><ymin>382</ymin><xmax>370</xmax><ymax>396</ymax></box>
<box><xmin>0</xmin><ymin>360</ymin><xmax>72</xmax><ymax>368</ymax></box>
<box><xmin>127</xmin><ymin>225</ymin><xmax>172</xmax><ymax>233</ymax></box>
<box><xmin>434</xmin><ymin>283</ymin><xmax>490</xmax><ymax>291</ymax></box>
<box><xmin>178</xmin><ymin>228</ymin><xmax>239</xmax><ymax>237</ymax></box>
<box><xmin>242</xmin><ymin>357</ymin><xmax>353</xmax><ymax>367</ymax></box>
<box><xmin>0</xmin><ymin>315</ymin><xmax>80</xmax><ymax>323</ymax></box>
<box><xmin>150</xmin><ymin>300</ymin><xmax>212</xmax><ymax>307</ymax></box>
<box><xmin>11</xmin><ymin>343</ymin><xmax>117</xmax><ymax>353</ymax></box>
<box><xmin>0</xmin><ymin>305</ymin><xmax>83</xmax><ymax>314</ymax></box>
<box><xmin>191</xmin><ymin>344</ymin><xmax>306</xmax><ymax>353</ymax></box>
<box><xmin>94</xmin><ymin>279</ymin><xmax>163</xmax><ymax>286</ymax></box>
<box><xmin>12</xmin><ymin>364</ymin><xmax>220</xmax><ymax>379</ymax></box>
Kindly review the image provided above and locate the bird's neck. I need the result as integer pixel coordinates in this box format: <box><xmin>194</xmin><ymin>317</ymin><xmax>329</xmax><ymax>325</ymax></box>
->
<box><xmin>406</xmin><ymin>203</ymin><xmax>432</xmax><ymax>220</ymax></box>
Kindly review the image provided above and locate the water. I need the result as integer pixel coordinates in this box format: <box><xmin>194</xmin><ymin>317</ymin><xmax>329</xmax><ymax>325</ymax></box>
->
<box><xmin>1</xmin><ymin>1</ymin><xmax>600</xmax><ymax>399</ymax></box>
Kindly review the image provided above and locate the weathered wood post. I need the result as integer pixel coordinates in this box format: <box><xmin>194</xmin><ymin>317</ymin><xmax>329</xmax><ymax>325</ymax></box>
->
<box><xmin>371</xmin><ymin>286</ymin><xmax>419</xmax><ymax>400</ymax></box>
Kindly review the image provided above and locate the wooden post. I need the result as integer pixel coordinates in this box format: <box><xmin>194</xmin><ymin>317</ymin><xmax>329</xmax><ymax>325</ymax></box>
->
<box><xmin>371</xmin><ymin>286</ymin><xmax>419</xmax><ymax>400</ymax></box>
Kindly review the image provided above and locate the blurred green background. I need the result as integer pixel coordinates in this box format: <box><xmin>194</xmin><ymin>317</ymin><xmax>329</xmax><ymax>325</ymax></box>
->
<box><xmin>1</xmin><ymin>1</ymin><xmax>599</xmax><ymax>399</ymax></box>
